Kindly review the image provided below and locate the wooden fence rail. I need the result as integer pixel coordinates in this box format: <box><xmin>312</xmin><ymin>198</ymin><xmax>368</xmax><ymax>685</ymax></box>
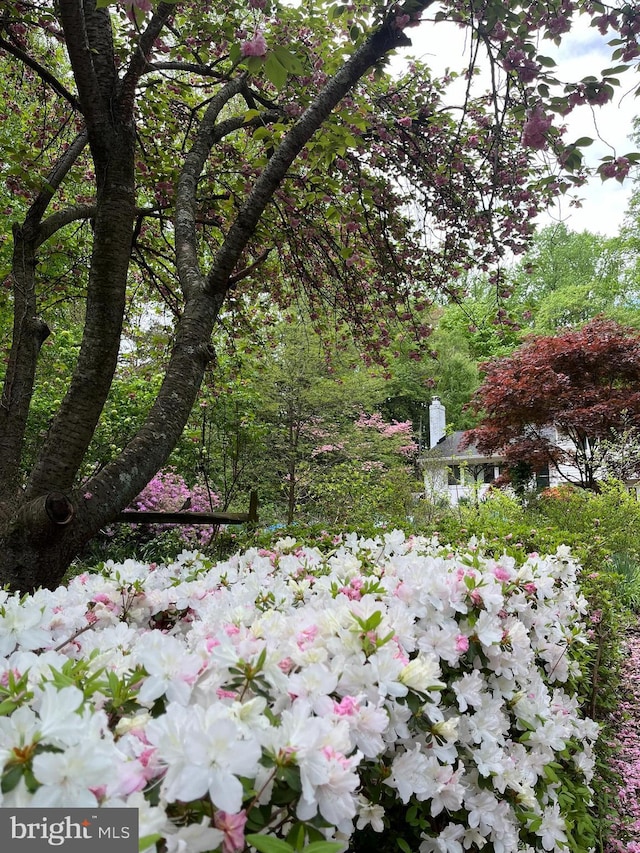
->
<box><xmin>115</xmin><ymin>490</ymin><xmax>258</xmax><ymax>527</ymax></box>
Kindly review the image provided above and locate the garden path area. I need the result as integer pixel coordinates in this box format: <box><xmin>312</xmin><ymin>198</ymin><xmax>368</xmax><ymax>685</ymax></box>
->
<box><xmin>607</xmin><ymin>617</ymin><xmax>640</xmax><ymax>852</ymax></box>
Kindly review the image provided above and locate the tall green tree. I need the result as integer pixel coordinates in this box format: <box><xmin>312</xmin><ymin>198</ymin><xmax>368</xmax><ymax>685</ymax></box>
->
<box><xmin>1</xmin><ymin>0</ymin><xmax>638</xmax><ymax>590</ymax></box>
<box><xmin>508</xmin><ymin>224</ymin><xmax>636</xmax><ymax>332</ymax></box>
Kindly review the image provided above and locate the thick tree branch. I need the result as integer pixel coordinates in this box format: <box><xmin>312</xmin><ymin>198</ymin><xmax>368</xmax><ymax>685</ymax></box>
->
<box><xmin>57</xmin><ymin>0</ymin><xmax>107</xmax><ymax>149</ymax></box>
<box><xmin>119</xmin><ymin>2</ymin><xmax>175</xmax><ymax>118</ymax></box>
<box><xmin>174</xmin><ymin>75</ymin><xmax>247</xmax><ymax>301</ymax></box>
<box><xmin>0</xmin><ymin>124</ymin><xmax>87</xmax><ymax>500</ymax></box>
<box><xmin>206</xmin><ymin>18</ymin><xmax>418</xmax><ymax>290</ymax></box>
<box><xmin>0</xmin><ymin>230</ymin><xmax>48</xmax><ymax>502</ymax></box>
<box><xmin>37</xmin><ymin>203</ymin><xmax>95</xmax><ymax>247</ymax></box>
<box><xmin>28</xmin><ymin>130</ymin><xmax>89</xmax><ymax>233</ymax></box>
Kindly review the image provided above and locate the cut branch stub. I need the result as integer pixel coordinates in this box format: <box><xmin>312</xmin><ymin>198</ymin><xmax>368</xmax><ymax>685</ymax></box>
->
<box><xmin>44</xmin><ymin>492</ymin><xmax>75</xmax><ymax>525</ymax></box>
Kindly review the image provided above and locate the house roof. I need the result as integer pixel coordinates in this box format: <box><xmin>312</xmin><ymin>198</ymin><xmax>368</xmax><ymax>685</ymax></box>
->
<box><xmin>424</xmin><ymin>431</ymin><xmax>503</xmax><ymax>464</ymax></box>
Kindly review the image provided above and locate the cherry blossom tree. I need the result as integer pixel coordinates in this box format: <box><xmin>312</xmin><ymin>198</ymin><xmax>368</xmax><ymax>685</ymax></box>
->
<box><xmin>2</xmin><ymin>0</ymin><xmax>640</xmax><ymax>590</ymax></box>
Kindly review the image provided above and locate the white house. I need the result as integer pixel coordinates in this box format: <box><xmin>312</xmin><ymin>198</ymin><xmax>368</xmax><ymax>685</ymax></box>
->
<box><xmin>421</xmin><ymin>397</ymin><xmax>580</xmax><ymax>505</ymax></box>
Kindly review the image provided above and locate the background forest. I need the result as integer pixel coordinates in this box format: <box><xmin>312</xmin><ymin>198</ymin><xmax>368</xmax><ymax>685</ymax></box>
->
<box><xmin>5</xmin><ymin>210</ymin><xmax>640</xmax><ymax>550</ymax></box>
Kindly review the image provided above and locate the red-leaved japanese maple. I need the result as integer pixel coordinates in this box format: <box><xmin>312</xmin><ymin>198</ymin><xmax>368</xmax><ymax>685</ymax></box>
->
<box><xmin>464</xmin><ymin>318</ymin><xmax>640</xmax><ymax>490</ymax></box>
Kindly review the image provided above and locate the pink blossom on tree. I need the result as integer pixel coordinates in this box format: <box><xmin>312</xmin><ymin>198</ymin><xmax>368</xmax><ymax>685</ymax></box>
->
<box><xmin>599</xmin><ymin>157</ymin><xmax>631</xmax><ymax>182</ymax></box>
<box><xmin>240</xmin><ymin>31</ymin><xmax>268</xmax><ymax>58</ymax></box>
<box><xmin>120</xmin><ymin>0</ymin><xmax>153</xmax><ymax>12</ymax></box>
<box><xmin>521</xmin><ymin>106</ymin><xmax>553</xmax><ymax>150</ymax></box>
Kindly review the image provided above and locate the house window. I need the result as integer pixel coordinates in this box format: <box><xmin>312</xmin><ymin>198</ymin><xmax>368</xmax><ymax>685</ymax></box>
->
<box><xmin>448</xmin><ymin>465</ymin><xmax>462</xmax><ymax>486</ymax></box>
<box><xmin>483</xmin><ymin>464</ymin><xmax>497</xmax><ymax>484</ymax></box>
<box><xmin>535</xmin><ymin>465</ymin><xmax>550</xmax><ymax>490</ymax></box>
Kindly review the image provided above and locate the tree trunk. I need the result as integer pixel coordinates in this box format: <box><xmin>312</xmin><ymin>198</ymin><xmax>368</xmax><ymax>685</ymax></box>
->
<box><xmin>0</xmin><ymin>5</ymin><xmax>425</xmax><ymax>592</ymax></box>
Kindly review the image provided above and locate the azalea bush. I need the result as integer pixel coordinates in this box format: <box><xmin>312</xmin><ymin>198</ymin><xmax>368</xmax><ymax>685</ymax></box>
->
<box><xmin>0</xmin><ymin>532</ymin><xmax>599</xmax><ymax>852</ymax></box>
<box><xmin>85</xmin><ymin>470</ymin><xmax>222</xmax><ymax>565</ymax></box>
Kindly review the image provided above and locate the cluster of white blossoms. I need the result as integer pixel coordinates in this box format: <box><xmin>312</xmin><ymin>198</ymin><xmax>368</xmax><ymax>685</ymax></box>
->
<box><xmin>0</xmin><ymin>531</ymin><xmax>598</xmax><ymax>853</ymax></box>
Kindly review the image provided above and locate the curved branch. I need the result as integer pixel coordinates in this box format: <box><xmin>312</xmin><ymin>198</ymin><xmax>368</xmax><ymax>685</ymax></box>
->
<box><xmin>144</xmin><ymin>59</ymin><xmax>228</xmax><ymax>79</ymax></box>
<box><xmin>57</xmin><ymin>0</ymin><xmax>106</xmax><ymax>138</ymax></box>
<box><xmin>37</xmin><ymin>204</ymin><xmax>95</xmax><ymax>247</ymax></box>
<box><xmin>228</xmin><ymin>249</ymin><xmax>272</xmax><ymax>286</ymax></box>
<box><xmin>174</xmin><ymin>74</ymin><xmax>247</xmax><ymax>300</ymax></box>
<box><xmin>27</xmin><ymin>130</ymin><xmax>89</xmax><ymax>232</ymax></box>
<box><xmin>0</xmin><ymin>35</ymin><xmax>81</xmax><ymax>111</ymax></box>
<box><xmin>206</xmin><ymin>19</ymin><xmax>417</xmax><ymax>291</ymax></box>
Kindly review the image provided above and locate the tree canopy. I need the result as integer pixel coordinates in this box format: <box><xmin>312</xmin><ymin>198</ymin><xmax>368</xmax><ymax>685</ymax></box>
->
<box><xmin>464</xmin><ymin>317</ymin><xmax>640</xmax><ymax>490</ymax></box>
<box><xmin>2</xmin><ymin>0</ymin><xmax>640</xmax><ymax>590</ymax></box>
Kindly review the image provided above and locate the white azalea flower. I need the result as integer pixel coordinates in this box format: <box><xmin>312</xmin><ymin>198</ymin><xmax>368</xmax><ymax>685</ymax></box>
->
<box><xmin>536</xmin><ymin>802</ymin><xmax>569</xmax><ymax>851</ymax></box>
<box><xmin>452</xmin><ymin>670</ymin><xmax>485</xmax><ymax>712</ymax></box>
<box><xmin>134</xmin><ymin>632</ymin><xmax>202</xmax><ymax>705</ymax></box>
<box><xmin>356</xmin><ymin>797</ymin><xmax>385</xmax><ymax>832</ymax></box>
<box><xmin>399</xmin><ymin>653</ymin><xmax>446</xmax><ymax>692</ymax></box>
<box><xmin>147</xmin><ymin>703</ymin><xmax>261</xmax><ymax>813</ymax></box>
<box><xmin>164</xmin><ymin>819</ymin><xmax>224</xmax><ymax>853</ymax></box>
<box><xmin>474</xmin><ymin>611</ymin><xmax>504</xmax><ymax>647</ymax></box>
<box><xmin>31</xmin><ymin>738</ymin><xmax>116</xmax><ymax>806</ymax></box>
<box><xmin>0</xmin><ymin>598</ymin><xmax>53</xmax><ymax>656</ymax></box>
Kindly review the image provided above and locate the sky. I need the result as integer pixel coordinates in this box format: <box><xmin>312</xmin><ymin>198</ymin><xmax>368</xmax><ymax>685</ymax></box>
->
<box><xmin>397</xmin><ymin>13</ymin><xmax>639</xmax><ymax>237</ymax></box>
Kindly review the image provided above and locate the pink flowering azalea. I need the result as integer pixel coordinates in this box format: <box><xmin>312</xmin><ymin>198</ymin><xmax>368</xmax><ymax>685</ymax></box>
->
<box><xmin>241</xmin><ymin>31</ymin><xmax>268</xmax><ymax>58</ymax></box>
<box><xmin>214</xmin><ymin>810</ymin><xmax>247</xmax><ymax>853</ymax></box>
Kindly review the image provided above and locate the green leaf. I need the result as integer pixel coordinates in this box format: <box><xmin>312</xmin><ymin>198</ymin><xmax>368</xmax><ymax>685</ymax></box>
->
<box><xmin>139</xmin><ymin>834</ymin><xmax>163</xmax><ymax>851</ymax></box>
<box><xmin>253</xmin><ymin>127</ymin><xmax>272</xmax><ymax>141</ymax></box>
<box><xmin>246</xmin><ymin>834</ymin><xmax>295</xmax><ymax>853</ymax></box>
<box><xmin>285</xmin><ymin>822</ymin><xmax>305</xmax><ymax>850</ymax></box>
<box><xmin>273</xmin><ymin>46</ymin><xmax>305</xmax><ymax>75</ymax></box>
<box><xmin>303</xmin><ymin>843</ymin><xmax>344</xmax><ymax>853</ymax></box>
<box><xmin>397</xmin><ymin>839</ymin><xmax>412</xmax><ymax>853</ymax></box>
<box><xmin>572</xmin><ymin>137</ymin><xmax>594</xmax><ymax>147</ymax></box>
<box><xmin>602</xmin><ymin>65</ymin><xmax>629</xmax><ymax>76</ymax></box>
<box><xmin>264</xmin><ymin>54</ymin><xmax>288</xmax><ymax>90</ymax></box>
<box><xmin>0</xmin><ymin>698</ymin><xmax>19</xmax><ymax>716</ymax></box>
<box><xmin>1</xmin><ymin>764</ymin><xmax>24</xmax><ymax>794</ymax></box>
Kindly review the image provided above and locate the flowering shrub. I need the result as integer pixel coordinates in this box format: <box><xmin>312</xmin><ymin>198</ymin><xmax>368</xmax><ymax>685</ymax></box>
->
<box><xmin>606</xmin><ymin>627</ymin><xmax>640</xmax><ymax>853</ymax></box>
<box><xmin>126</xmin><ymin>469</ymin><xmax>220</xmax><ymax>548</ymax></box>
<box><xmin>0</xmin><ymin>533</ymin><xmax>599</xmax><ymax>852</ymax></box>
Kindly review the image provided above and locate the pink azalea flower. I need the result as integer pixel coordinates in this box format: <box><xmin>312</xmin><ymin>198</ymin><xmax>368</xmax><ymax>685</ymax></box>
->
<box><xmin>214</xmin><ymin>810</ymin><xmax>247</xmax><ymax>853</ymax></box>
<box><xmin>455</xmin><ymin>634</ymin><xmax>469</xmax><ymax>653</ymax></box>
<box><xmin>494</xmin><ymin>566</ymin><xmax>511</xmax><ymax>582</ymax></box>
